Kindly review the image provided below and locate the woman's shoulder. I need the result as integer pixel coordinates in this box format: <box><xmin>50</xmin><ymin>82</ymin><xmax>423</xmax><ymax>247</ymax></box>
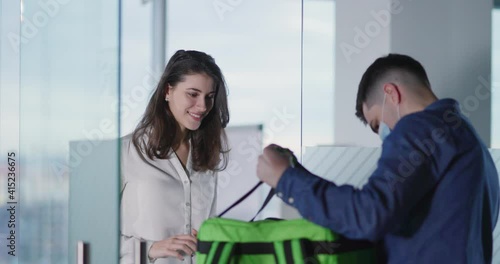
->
<box><xmin>120</xmin><ymin>132</ymin><xmax>166</xmax><ymax>161</ymax></box>
<box><xmin>120</xmin><ymin>133</ymin><xmax>133</xmax><ymax>149</ymax></box>
<box><xmin>121</xmin><ymin>133</ymin><xmax>133</xmax><ymax>144</ymax></box>
<box><xmin>120</xmin><ymin>133</ymin><xmax>143</xmax><ymax>157</ymax></box>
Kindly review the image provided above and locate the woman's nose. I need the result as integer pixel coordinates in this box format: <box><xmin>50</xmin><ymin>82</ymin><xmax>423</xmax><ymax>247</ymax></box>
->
<box><xmin>196</xmin><ymin>97</ymin><xmax>207</xmax><ymax>111</ymax></box>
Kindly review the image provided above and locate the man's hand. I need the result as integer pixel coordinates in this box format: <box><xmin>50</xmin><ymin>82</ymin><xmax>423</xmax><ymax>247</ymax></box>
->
<box><xmin>257</xmin><ymin>144</ymin><xmax>295</xmax><ymax>188</ymax></box>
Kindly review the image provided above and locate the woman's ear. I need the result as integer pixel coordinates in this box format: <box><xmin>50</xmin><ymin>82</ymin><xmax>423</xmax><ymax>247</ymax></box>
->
<box><xmin>165</xmin><ymin>84</ymin><xmax>173</xmax><ymax>101</ymax></box>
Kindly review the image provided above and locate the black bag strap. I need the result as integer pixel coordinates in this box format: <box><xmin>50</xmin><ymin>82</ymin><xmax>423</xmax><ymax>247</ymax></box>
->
<box><xmin>250</xmin><ymin>187</ymin><xmax>275</xmax><ymax>222</ymax></box>
<box><xmin>298</xmin><ymin>238</ymin><xmax>374</xmax><ymax>256</ymax></box>
<box><xmin>199</xmin><ymin>239</ymin><xmax>374</xmax><ymax>255</ymax></box>
<box><xmin>200</xmin><ymin>241</ymin><xmax>279</xmax><ymax>264</ymax></box>
<box><xmin>217</xmin><ymin>181</ymin><xmax>275</xmax><ymax>221</ymax></box>
<box><xmin>198</xmin><ymin>241</ymin><xmax>276</xmax><ymax>255</ymax></box>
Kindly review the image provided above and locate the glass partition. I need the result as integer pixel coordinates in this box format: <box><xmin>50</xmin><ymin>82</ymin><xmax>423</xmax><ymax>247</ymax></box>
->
<box><xmin>302</xmin><ymin>0</ymin><xmax>336</xmax><ymax>148</ymax></box>
<box><xmin>492</xmin><ymin>8</ymin><xmax>500</xmax><ymax>148</ymax></box>
<box><xmin>120</xmin><ymin>0</ymin><xmax>153</xmax><ymax>136</ymax></box>
<box><xmin>16</xmin><ymin>0</ymin><xmax>121</xmax><ymax>263</ymax></box>
<box><xmin>0</xmin><ymin>1</ymin><xmax>21</xmax><ymax>264</ymax></box>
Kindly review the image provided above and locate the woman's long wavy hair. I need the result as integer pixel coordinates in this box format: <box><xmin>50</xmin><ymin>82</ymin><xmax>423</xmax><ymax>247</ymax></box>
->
<box><xmin>132</xmin><ymin>50</ymin><xmax>229</xmax><ymax>172</ymax></box>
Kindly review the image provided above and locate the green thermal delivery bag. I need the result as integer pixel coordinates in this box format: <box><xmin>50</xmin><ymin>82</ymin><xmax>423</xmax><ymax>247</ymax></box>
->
<box><xmin>196</xmin><ymin>182</ymin><xmax>376</xmax><ymax>263</ymax></box>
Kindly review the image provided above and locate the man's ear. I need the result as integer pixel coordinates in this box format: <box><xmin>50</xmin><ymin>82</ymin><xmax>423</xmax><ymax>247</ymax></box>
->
<box><xmin>383</xmin><ymin>83</ymin><xmax>401</xmax><ymax>105</ymax></box>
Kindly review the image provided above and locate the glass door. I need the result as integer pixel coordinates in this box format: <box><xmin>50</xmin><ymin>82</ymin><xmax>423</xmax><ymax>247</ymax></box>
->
<box><xmin>0</xmin><ymin>0</ymin><xmax>121</xmax><ymax>263</ymax></box>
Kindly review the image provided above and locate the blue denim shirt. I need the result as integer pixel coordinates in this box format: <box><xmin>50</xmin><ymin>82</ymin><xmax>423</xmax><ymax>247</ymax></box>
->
<box><xmin>276</xmin><ymin>99</ymin><xmax>499</xmax><ymax>263</ymax></box>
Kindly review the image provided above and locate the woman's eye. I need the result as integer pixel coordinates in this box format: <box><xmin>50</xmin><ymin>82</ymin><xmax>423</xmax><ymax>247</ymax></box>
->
<box><xmin>207</xmin><ymin>94</ymin><xmax>215</xmax><ymax>99</ymax></box>
<box><xmin>188</xmin><ymin>93</ymin><xmax>198</xmax><ymax>97</ymax></box>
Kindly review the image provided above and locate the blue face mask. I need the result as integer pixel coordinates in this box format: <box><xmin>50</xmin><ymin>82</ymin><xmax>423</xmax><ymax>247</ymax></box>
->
<box><xmin>378</xmin><ymin>94</ymin><xmax>400</xmax><ymax>141</ymax></box>
<box><xmin>378</xmin><ymin>122</ymin><xmax>391</xmax><ymax>141</ymax></box>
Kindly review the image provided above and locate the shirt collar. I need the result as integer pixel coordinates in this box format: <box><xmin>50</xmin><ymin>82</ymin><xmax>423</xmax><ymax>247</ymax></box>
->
<box><xmin>425</xmin><ymin>98</ymin><xmax>460</xmax><ymax>112</ymax></box>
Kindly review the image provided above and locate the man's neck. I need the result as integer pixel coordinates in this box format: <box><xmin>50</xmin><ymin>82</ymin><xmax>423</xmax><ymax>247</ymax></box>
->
<box><xmin>404</xmin><ymin>93</ymin><xmax>438</xmax><ymax>116</ymax></box>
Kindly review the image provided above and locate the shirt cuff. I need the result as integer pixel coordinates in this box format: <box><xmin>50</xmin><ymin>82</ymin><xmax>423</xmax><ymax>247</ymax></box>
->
<box><xmin>275</xmin><ymin>165</ymin><xmax>316</xmax><ymax>207</ymax></box>
<box><xmin>146</xmin><ymin>240</ymin><xmax>156</xmax><ymax>263</ymax></box>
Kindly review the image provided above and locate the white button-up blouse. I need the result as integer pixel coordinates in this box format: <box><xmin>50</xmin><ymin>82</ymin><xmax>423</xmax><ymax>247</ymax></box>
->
<box><xmin>120</xmin><ymin>134</ymin><xmax>217</xmax><ymax>264</ymax></box>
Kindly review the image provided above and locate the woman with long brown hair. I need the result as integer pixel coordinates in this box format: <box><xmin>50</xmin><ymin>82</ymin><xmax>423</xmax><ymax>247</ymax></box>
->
<box><xmin>120</xmin><ymin>50</ymin><xmax>229</xmax><ymax>264</ymax></box>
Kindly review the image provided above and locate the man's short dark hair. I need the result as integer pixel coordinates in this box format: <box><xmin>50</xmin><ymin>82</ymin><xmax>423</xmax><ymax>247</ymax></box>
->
<box><xmin>355</xmin><ymin>54</ymin><xmax>431</xmax><ymax>124</ymax></box>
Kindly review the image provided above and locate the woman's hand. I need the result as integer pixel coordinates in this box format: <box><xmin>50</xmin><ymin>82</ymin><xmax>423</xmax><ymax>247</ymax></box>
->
<box><xmin>148</xmin><ymin>234</ymin><xmax>197</xmax><ymax>261</ymax></box>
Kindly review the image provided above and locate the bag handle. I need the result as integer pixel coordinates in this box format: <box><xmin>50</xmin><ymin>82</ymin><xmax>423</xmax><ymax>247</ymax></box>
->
<box><xmin>250</xmin><ymin>186</ymin><xmax>275</xmax><ymax>222</ymax></box>
<box><xmin>218</xmin><ymin>181</ymin><xmax>275</xmax><ymax>222</ymax></box>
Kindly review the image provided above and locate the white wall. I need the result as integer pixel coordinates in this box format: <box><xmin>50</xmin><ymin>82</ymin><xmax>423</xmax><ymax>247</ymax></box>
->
<box><xmin>333</xmin><ymin>0</ymin><xmax>493</xmax><ymax>147</ymax></box>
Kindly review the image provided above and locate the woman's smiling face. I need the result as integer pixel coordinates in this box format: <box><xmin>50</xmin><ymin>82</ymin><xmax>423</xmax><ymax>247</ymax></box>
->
<box><xmin>166</xmin><ymin>73</ymin><xmax>216</xmax><ymax>132</ymax></box>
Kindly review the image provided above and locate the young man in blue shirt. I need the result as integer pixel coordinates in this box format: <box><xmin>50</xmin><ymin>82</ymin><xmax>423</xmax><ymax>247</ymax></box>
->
<box><xmin>257</xmin><ymin>54</ymin><xmax>500</xmax><ymax>263</ymax></box>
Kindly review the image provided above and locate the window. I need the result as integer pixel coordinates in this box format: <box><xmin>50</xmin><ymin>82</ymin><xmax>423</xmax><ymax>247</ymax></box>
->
<box><xmin>492</xmin><ymin>8</ymin><xmax>500</xmax><ymax>148</ymax></box>
<box><xmin>302</xmin><ymin>0</ymin><xmax>336</xmax><ymax>147</ymax></box>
